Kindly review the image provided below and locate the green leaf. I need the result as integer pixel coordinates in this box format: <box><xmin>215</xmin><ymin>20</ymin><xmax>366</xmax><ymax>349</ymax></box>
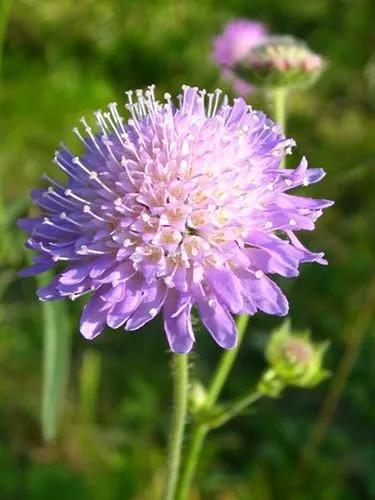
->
<box><xmin>38</xmin><ymin>271</ymin><xmax>72</xmax><ymax>442</ymax></box>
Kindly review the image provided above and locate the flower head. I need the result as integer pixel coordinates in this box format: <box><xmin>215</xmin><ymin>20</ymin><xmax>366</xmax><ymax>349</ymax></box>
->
<box><xmin>236</xmin><ymin>35</ymin><xmax>325</xmax><ymax>89</ymax></box>
<box><xmin>213</xmin><ymin>19</ymin><xmax>268</xmax><ymax>96</ymax></box>
<box><xmin>19</xmin><ymin>86</ymin><xmax>333</xmax><ymax>353</ymax></box>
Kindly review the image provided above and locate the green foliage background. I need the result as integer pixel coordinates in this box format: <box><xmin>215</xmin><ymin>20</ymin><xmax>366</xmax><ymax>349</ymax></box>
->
<box><xmin>1</xmin><ymin>0</ymin><xmax>374</xmax><ymax>498</ymax></box>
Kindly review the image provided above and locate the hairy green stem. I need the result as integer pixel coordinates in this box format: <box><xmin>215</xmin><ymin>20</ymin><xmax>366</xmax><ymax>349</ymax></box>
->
<box><xmin>163</xmin><ymin>354</ymin><xmax>189</xmax><ymax>500</ymax></box>
<box><xmin>176</xmin><ymin>425</ymin><xmax>207</xmax><ymax>500</ymax></box>
<box><xmin>176</xmin><ymin>315</ymin><xmax>249</xmax><ymax>500</ymax></box>
<box><xmin>273</xmin><ymin>87</ymin><xmax>287</xmax><ymax>132</ymax></box>
<box><xmin>205</xmin><ymin>314</ymin><xmax>248</xmax><ymax>407</ymax></box>
<box><xmin>209</xmin><ymin>391</ymin><xmax>262</xmax><ymax>428</ymax></box>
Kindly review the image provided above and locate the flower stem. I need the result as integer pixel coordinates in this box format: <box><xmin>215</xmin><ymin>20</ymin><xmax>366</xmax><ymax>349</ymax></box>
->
<box><xmin>176</xmin><ymin>424</ymin><xmax>208</xmax><ymax>500</ymax></box>
<box><xmin>163</xmin><ymin>353</ymin><xmax>189</xmax><ymax>500</ymax></box>
<box><xmin>273</xmin><ymin>87</ymin><xmax>287</xmax><ymax>132</ymax></box>
<box><xmin>176</xmin><ymin>315</ymin><xmax>249</xmax><ymax>500</ymax></box>
<box><xmin>272</xmin><ymin>87</ymin><xmax>287</xmax><ymax>168</ymax></box>
<box><xmin>208</xmin><ymin>391</ymin><xmax>262</xmax><ymax>428</ymax></box>
<box><xmin>205</xmin><ymin>314</ymin><xmax>248</xmax><ymax>407</ymax></box>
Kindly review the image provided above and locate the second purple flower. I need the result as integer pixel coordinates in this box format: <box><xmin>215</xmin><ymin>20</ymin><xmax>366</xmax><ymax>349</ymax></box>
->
<box><xmin>213</xmin><ymin>19</ymin><xmax>268</xmax><ymax>95</ymax></box>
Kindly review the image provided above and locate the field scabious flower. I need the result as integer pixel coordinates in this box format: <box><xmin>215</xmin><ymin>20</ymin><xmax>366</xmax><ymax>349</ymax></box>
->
<box><xmin>19</xmin><ymin>86</ymin><xmax>332</xmax><ymax>353</ymax></box>
<box><xmin>213</xmin><ymin>19</ymin><xmax>268</xmax><ymax>95</ymax></box>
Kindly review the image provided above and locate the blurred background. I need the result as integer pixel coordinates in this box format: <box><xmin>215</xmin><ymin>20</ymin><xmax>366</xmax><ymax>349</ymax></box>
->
<box><xmin>1</xmin><ymin>0</ymin><xmax>375</xmax><ymax>498</ymax></box>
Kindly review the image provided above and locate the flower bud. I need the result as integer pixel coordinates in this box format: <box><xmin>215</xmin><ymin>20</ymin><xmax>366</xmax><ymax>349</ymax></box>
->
<box><xmin>257</xmin><ymin>369</ymin><xmax>284</xmax><ymax>397</ymax></box>
<box><xmin>265</xmin><ymin>320</ymin><xmax>329</xmax><ymax>388</ymax></box>
<box><xmin>189</xmin><ymin>381</ymin><xmax>207</xmax><ymax>413</ymax></box>
<box><xmin>235</xmin><ymin>35</ymin><xmax>325</xmax><ymax>89</ymax></box>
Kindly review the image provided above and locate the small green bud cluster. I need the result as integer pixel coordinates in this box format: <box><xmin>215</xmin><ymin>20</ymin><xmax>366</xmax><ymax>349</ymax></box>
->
<box><xmin>258</xmin><ymin>320</ymin><xmax>329</xmax><ymax>397</ymax></box>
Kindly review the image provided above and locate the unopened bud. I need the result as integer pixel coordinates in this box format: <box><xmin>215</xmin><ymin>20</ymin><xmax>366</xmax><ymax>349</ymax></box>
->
<box><xmin>189</xmin><ymin>381</ymin><xmax>207</xmax><ymax>413</ymax></box>
<box><xmin>257</xmin><ymin>369</ymin><xmax>284</xmax><ymax>398</ymax></box>
<box><xmin>265</xmin><ymin>320</ymin><xmax>329</xmax><ymax>388</ymax></box>
<box><xmin>236</xmin><ymin>35</ymin><xmax>325</xmax><ymax>89</ymax></box>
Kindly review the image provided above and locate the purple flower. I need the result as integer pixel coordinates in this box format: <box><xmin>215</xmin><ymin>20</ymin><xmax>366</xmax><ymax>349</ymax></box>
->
<box><xmin>213</xmin><ymin>19</ymin><xmax>268</xmax><ymax>96</ymax></box>
<box><xmin>19</xmin><ymin>86</ymin><xmax>333</xmax><ymax>353</ymax></box>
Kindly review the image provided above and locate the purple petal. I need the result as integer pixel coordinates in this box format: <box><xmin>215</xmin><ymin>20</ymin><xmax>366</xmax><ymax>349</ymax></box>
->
<box><xmin>163</xmin><ymin>291</ymin><xmax>194</xmax><ymax>353</ymax></box>
<box><xmin>225</xmin><ymin>98</ymin><xmax>249</xmax><ymax>127</ymax></box>
<box><xmin>18</xmin><ymin>261</ymin><xmax>54</xmax><ymax>277</ymax></box>
<box><xmin>89</xmin><ymin>255</ymin><xmax>115</xmax><ymax>278</ymax></box>
<box><xmin>59</xmin><ymin>261</ymin><xmax>94</xmax><ymax>285</ymax></box>
<box><xmin>100</xmin><ymin>282</ymin><xmax>126</xmax><ymax>302</ymax></box>
<box><xmin>97</xmin><ymin>261</ymin><xmax>136</xmax><ymax>285</ymax></box>
<box><xmin>126</xmin><ymin>283</ymin><xmax>167</xmax><ymax>331</ymax></box>
<box><xmin>17</xmin><ymin>217</ymin><xmax>43</xmax><ymax>231</ymax></box>
<box><xmin>239</xmin><ymin>293</ymin><xmax>257</xmax><ymax>315</ymax></box>
<box><xmin>197</xmin><ymin>300</ymin><xmax>237</xmax><ymax>349</ymax></box>
<box><xmin>239</xmin><ymin>273</ymin><xmax>289</xmax><ymax>316</ymax></box>
<box><xmin>244</xmin><ymin>247</ymin><xmax>299</xmax><ymax>278</ymax></box>
<box><xmin>286</xmin><ymin>231</ymin><xmax>328</xmax><ymax>265</ymax></box>
<box><xmin>276</xmin><ymin>194</ymin><xmax>334</xmax><ymax>210</ymax></box>
<box><xmin>37</xmin><ymin>276</ymin><xmax>62</xmax><ymax>301</ymax></box>
<box><xmin>106</xmin><ymin>284</ymin><xmax>143</xmax><ymax>329</ymax></box>
<box><xmin>80</xmin><ymin>293</ymin><xmax>111</xmax><ymax>339</ymax></box>
<box><xmin>205</xmin><ymin>266</ymin><xmax>243</xmax><ymax>313</ymax></box>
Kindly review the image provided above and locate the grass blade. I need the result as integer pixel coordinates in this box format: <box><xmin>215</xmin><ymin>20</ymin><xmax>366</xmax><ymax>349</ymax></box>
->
<box><xmin>37</xmin><ymin>271</ymin><xmax>72</xmax><ymax>442</ymax></box>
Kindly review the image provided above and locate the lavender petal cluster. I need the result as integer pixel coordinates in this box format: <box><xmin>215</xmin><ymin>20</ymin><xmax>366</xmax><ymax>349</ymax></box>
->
<box><xmin>19</xmin><ymin>86</ymin><xmax>333</xmax><ymax>353</ymax></box>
